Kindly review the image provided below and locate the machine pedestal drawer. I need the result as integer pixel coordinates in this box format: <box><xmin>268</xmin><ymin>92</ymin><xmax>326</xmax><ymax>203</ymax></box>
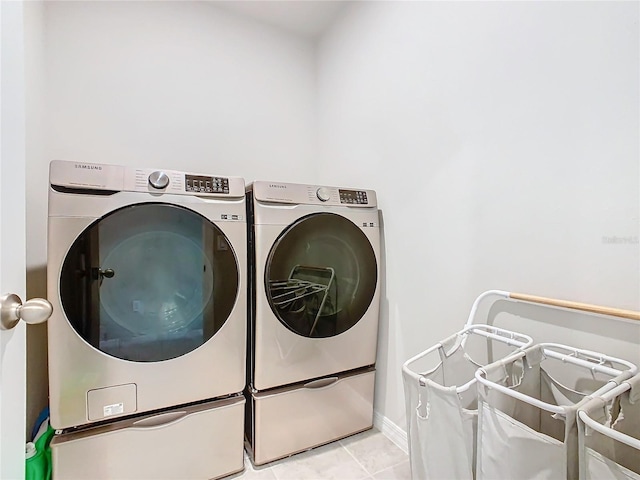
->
<box><xmin>51</xmin><ymin>395</ymin><xmax>245</xmax><ymax>480</ymax></box>
<box><xmin>248</xmin><ymin>367</ymin><xmax>375</xmax><ymax>466</ymax></box>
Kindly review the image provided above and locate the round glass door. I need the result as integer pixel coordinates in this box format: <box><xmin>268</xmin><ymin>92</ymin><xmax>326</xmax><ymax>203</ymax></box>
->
<box><xmin>265</xmin><ymin>213</ymin><xmax>377</xmax><ymax>338</ymax></box>
<box><xmin>60</xmin><ymin>202</ymin><xmax>239</xmax><ymax>362</ymax></box>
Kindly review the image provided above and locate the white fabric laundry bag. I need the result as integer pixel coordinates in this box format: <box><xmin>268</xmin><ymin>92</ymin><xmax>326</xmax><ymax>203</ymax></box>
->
<box><xmin>403</xmin><ymin>325</ymin><xmax>532</xmax><ymax>480</ymax></box>
<box><xmin>476</xmin><ymin>344</ymin><xmax>636</xmax><ymax>480</ymax></box>
<box><xmin>578</xmin><ymin>374</ymin><xmax>640</xmax><ymax>480</ymax></box>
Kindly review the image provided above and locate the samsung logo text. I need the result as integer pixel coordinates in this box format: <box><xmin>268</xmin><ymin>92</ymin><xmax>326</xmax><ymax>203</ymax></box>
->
<box><xmin>75</xmin><ymin>164</ymin><xmax>102</xmax><ymax>170</ymax></box>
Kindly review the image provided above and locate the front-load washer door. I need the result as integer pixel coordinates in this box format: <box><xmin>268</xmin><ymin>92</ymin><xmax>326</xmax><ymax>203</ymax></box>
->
<box><xmin>265</xmin><ymin>212</ymin><xmax>377</xmax><ymax>339</ymax></box>
<box><xmin>59</xmin><ymin>202</ymin><xmax>238</xmax><ymax>362</ymax></box>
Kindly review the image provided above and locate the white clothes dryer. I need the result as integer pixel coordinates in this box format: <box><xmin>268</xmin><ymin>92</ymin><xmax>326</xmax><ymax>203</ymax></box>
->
<box><xmin>246</xmin><ymin>181</ymin><xmax>380</xmax><ymax>465</ymax></box>
<box><xmin>47</xmin><ymin>160</ymin><xmax>247</xmax><ymax>430</ymax></box>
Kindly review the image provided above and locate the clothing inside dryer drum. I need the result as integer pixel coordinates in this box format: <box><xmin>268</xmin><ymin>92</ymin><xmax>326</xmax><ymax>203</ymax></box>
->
<box><xmin>60</xmin><ymin>203</ymin><xmax>238</xmax><ymax>362</ymax></box>
<box><xmin>265</xmin><ymin>212</ymin><xmax>377</xmax><ymax>338</ymax></box>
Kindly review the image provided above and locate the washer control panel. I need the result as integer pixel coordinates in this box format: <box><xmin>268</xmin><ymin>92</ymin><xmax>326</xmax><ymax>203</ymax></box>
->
<box><xmin>185</xmin><ymin>174</ymin><xmax>229</xmax><ymax>194</ymax></box>
<box><xmin>339</xmin><ymin>189</ymin><xmax>368</xmax><ymax>205</ymax></box>
<box><xmin>48</xmin><ymin>161</ymin><xmax>244</xmax><ymax>198</ymax></box>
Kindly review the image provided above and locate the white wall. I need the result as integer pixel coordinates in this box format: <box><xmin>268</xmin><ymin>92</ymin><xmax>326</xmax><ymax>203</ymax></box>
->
<box><xmin>317</xmin><ymin>1</ymin><xmax>640</xmax><ymax>433</ymax></box>
<box><xmin>42</xmin><ymin>1</ymin><xmax>317</xmax><ymax>177</ymax></box>
<box><xmin>25</xmin><ymin>0</ymin><xmax>318</xmax><ymax>432</ymax></box>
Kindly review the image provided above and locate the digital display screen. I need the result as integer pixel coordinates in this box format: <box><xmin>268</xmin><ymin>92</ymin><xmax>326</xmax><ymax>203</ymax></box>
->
<box><xmin>185</xmin><ymin>175</ymin><xmax>229</xmax><ymax>194</ymax></box>
<box><xmin>339</xmin><ymin>189</ymin><xmax>368</xmax><ymax>205</ymax></box>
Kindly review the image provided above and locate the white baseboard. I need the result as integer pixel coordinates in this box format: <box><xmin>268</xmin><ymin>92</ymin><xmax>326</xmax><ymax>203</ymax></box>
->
<box><xmin>373</xmin><ymin>411</ymin><xmax>408</xmax><ymax>454</ymax></box>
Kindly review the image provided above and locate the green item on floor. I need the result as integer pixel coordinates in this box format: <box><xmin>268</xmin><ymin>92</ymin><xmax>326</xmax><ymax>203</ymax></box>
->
<box><xmin>25</xmin><ymin>423</ymin><xmax>55</xmax><ymax>480</ymax></box>
<box><xmin>25</xmin><ymin>442</ymin><xmax>46</xmax><ymax>480</ymax></box>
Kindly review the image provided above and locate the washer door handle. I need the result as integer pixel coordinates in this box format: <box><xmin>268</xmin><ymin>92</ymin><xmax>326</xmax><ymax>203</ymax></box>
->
<box><xmin>0</xmin><ymin>293</ymin><xmax>53</xmax><ymax>330</ymax></box>
<box><xmin>303</xmin><ymin>377</ymin><xmax>339</xmax><ymax>389</ymax></box>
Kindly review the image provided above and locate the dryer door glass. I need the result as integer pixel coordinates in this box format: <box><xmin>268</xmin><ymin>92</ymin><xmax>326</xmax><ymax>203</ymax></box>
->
<box><xmin>60</xmin><ymin>203</ymin><xmax>239</xmax><ymax>362</ymax></box>
<box><xmin>265</xmin><ymin>212</ymin><xmax>377</xmax><ymax>338</ymax></box>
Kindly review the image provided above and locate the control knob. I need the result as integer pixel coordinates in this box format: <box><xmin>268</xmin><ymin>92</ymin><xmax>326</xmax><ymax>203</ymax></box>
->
<box><xmin>316</xmin><ymin>187</ymin><xmax>331</xmax><ymax>202</ymax></box>
<box><xmin>148</xmin><ymin>171</ymin><xmax>169</xmax><ymax>190</ymax></box>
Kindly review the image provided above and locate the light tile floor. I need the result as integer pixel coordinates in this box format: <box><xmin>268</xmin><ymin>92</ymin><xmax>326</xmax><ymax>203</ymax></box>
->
<box><xmin>233</xmin><ymin>429</ymin><xmax>410</xmax><ymax>480</ymax></box>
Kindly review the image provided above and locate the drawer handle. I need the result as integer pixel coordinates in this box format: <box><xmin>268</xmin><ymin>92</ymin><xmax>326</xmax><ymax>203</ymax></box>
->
<box><xmin>304</xmin><ymin>377</ymin><xmax>339</xmax><ymax>389</ymax></box>
<box><xmin>132</xmin><ymin>411</ymin><xmax>187</xmax><ymax>429</ymax></box>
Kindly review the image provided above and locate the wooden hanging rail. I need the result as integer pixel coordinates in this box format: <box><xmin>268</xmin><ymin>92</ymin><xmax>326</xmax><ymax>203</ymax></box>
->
<box><xmin>509</xmin><ymin>292</ymin><xmax>640</xmax><ymax>321</ymax></box>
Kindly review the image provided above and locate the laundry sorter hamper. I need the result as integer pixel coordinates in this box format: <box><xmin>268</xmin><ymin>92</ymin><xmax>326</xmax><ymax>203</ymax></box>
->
<box><xmin>475</xmin><ymin>343</ymin><xmax>637</xmax><ymax>480</ymax></box>
<box><xmin>577</xmin><ymin>373</ymin><xmax>640</xmax><ymax>479</ymax></box>
<box><xmin>402</xmin><ymin>324</ymin><xmax>533</xmax><ymax>479</ymax></box>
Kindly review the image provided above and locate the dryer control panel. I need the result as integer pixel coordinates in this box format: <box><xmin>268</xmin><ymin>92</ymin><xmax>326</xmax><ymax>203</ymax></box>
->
<box><xmin>252</xmin><ymin>181</ymin><xmax>377</xmax><ymax>207</ymax></box>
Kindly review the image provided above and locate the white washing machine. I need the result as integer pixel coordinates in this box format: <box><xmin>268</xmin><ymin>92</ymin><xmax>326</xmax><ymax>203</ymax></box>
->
<box><xmin>246</xmin><ymin>181</ymin><xmax>381</xmax><ymax>465</ymax></box>
<box><xmin>47</xmin><ymin>160</ymin><xmax>247</xmax><ymax>432</ymax></box>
